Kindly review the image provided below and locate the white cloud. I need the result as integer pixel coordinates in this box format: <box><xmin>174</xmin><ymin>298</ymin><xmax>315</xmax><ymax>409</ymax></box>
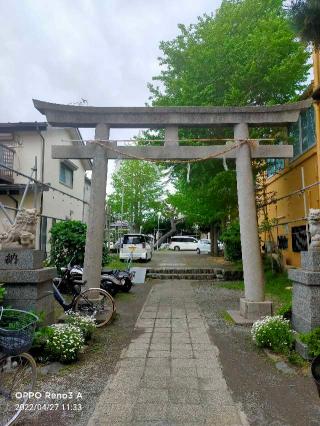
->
<box><xmin>0</xmin><ymin>0</ymin><xmax>221</xmax><ymax>124</ymax></box>
<box><xmin>0</xmin><ymin>0</ymin><xmax>221</xmax><ymax>190</ymax></box>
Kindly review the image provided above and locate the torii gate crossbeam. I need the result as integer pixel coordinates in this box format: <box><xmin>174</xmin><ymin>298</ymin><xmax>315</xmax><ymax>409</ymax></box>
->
<box><xmin>34</xmin><ymin>99</ymin><xmax>312</xmax><ymax>322</ymax></box>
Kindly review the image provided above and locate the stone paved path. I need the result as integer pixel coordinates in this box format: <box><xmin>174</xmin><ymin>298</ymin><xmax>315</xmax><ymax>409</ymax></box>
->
<box><xmin>87</xmin><ymin>280</ymin><xmax>247</xmax><ymax>425</ymax></box>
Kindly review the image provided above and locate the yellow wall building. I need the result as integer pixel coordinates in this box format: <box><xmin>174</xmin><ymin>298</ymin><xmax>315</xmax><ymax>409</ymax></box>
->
<box><xmin>262</xmin><ymin>52</ymin><xmax>320</xmax><ymax>267</ymax></box>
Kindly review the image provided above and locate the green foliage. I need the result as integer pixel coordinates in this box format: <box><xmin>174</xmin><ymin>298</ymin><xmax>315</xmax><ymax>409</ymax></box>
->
<box><xmin>276</xmin><ymin>301</ymin><xmax>292</xmax><ymax>319</ymax></box>
<box><xmin>150</xmin><ymin>0</ymin><xmax>309</xmax><ymax>106</ymax></box>
<box><xmin>45</xmin><ymin>324</ymin><xmax>84</xmax><ymax>363</ymax></box>
<box><xmin>288</xmin><ymin>0</ymin><xmax>320</xmax><ymax>49</ymax></box>
<box><xmin>32</xmin><ymin>326</ymin><xmax>53</xmax><ymax>352</ymax></box>
<box><xmin>168</xmin><ymin>166</ymin><xmax>238</xmax><ymax>227</ymax></box>
<box><xmin>0</xmin><ymin>310</ymin><xmax>38</xmax><ymax>330</ymax></box>
<box><xmin>264</xmin><ymin>269</ymin><xmax>292</xmax><ymax>305</ymax></box>
<box><xmin>219</xmin><ymin>269</ymin><xmax>292</xmax><ymax>306</ymax></box>
<box><xmin>146</xmin><ymin>0</ymin><xmax>310</xmax><ymax>229</ymax></box>
<box><xmin>108</xmin><ymin>160</ymin><xmax>164</xmax><ymax>231</ymax></box>
<box><xmin>49</xmin><ymin>220</ymin><xmax>109</xmax><ymax>270</ymax></box>
<box><xmin>220</xmin><ymin>221</ymin><xmax>242</xmax><ymax>261</ymax></box>
<box><xmin>251</xmin><ymin>315</ymin><xmax>294</xmax><ymax>353</ymax></box>
<box><xmin>300</xmin><ymin>327</ymin><xmax>320</xmax><ymax>356</ymax></box>
<box><xmin>287</xmin><ymin>350</ymin><xmax>306</xmax><ymax>367</ymax></box>
<box><xmin>65</xmin><ymin>311</ymin><xmax>96</xmax><ymax>341</ymax></box>
<box><xmin>0</xmin><ymin>284</ymin><xmax>6</xmax><ymax>303</ymax></box>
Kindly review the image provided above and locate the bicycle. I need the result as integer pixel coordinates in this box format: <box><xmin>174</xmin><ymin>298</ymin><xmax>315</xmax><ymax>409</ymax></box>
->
<box><xmin>53</xmin><ymin>271</ymin><xmax>115</xmax><ymax>327</ymax></box>
<box><xmin>0</xmin><ymin>308</ymin><xmax>38</xmax><ymax>426</ymax></box>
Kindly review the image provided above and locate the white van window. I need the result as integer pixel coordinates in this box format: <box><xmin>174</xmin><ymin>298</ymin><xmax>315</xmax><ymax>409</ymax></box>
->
<box><xmin>123</xmin><ymin>235</ymin><xmax>145</xmax><ymax>244</ymax></box>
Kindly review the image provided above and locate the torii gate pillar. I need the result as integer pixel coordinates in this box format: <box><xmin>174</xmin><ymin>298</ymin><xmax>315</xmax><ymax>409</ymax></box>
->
<box><xmin>233</xmin><ymin>123</ymin><xmax>272</xmax><ymax>321</ymax></box>
<box><xmin>83</xmin><ymin>123</ymin><xmax>109</xmax><ymax>286</ymax></box>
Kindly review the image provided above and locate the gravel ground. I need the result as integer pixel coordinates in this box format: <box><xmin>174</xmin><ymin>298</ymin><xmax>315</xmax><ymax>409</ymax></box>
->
<box><xmin>192</xmin><ymin>281</ymin><xmax>320</xmax><ymax>426</ymax></box>
<box><xmin>15</xmin><ymin>281</ymin><xmax>152</xmax><ymax>426</ymax></box>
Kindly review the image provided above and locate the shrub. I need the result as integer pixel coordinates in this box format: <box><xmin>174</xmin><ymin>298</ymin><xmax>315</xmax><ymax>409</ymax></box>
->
<box><xmin>276</xmin><ymin>301</ymin><xmax>292</xmax><ymax>320</ymax></box>
<box><xmin>65</xmin><ymin>311</ymin><xmax>96</xmax><ymax>341</ymax></box>
<box><xmin>0</xmin><ymin>284</ymin><xmax>6</xmax><ymax>303</ymax></box>
<box><xmin>32</xmin><ymin>326</ymin><xmax>53</xmax><ymax>360</ymax></box>
<box><xmin>45</xmin><ymin>324</ymin><xmax>84</xmax><ymax>363</ymax></box>
<box><xmin>49</xmin><ymin>220</ymin><xmax>110</xmax><ymax>270</ymax></box>
<box><xmin>251</xmin><ymin>315</ymin><xmax>294</xmax><ymax>353</ymax></box>
<box><xmin>300</xmin><ymin>327</ymin><xmax>320</xmax><ymax>357</ymax></box>
<box><xmin>220</xmin><ymin>221</ymin><xmax>242</xmax><ymax>261</ymax></box>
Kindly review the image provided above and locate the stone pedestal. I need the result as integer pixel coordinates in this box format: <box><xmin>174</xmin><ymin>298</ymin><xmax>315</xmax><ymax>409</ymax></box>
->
<box><xmin>288</xmin><ymin>250</ymin><xmax>320</xmax><ymax>334</ymax></box>
<box><xmin>0</xmin><ymin>249</ymin><xmax>56</xmax><ymax>324</ymax></box>
<box><xmin>240</xmin><ymin>298</ymin><xmax>273</xmax><ymax>321</ymax></box>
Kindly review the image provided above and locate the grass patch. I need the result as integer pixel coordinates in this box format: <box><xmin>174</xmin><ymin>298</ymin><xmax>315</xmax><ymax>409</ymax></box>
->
<box><xmin>217</xmin><ymin>270</ymin><xmax>292</xmax><ymax>306</ymax></box>
<box><xmin>104</xmin><ymin>254</ymin><xmax>138</xmax><ymax>270</ymax></box>
<box><xmin>219</xmin><ymin>310</ymin><xmax>235</xmax><ymax>324</ymax></box>
<box><xmin>116</xmin><ymin>292</ymin><xmax>136</xmax><ymax>301</ymax></box>
<box><xmin>217</xmin><ymin>281</ymin><xmax>244</xmax><ymax>291</ymax></box>
<box><xmin>89</xmin><ymin>342</ymin><xmax>104</xmax><ymax>353</ymax></box>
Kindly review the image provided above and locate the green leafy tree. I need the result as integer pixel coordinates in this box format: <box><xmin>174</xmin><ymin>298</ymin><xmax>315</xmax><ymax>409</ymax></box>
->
<box><xmin>146</xmin><ymin>0</ymin><xmax>310</xmax><ymax>234</ymax></box>
<box><xmin>49</xmin><ymin>220</ymin><xmax>109</xmax><ymax>270</ymax></box>
<box><xmin>108</xmin><ymin>160</ymin><xmax>164</xmax><ymax>232</ymax></box>
<box><xmin>288</xmin><ymin>0</ymin><xmax>320</xmax><ymax>50</ymax></box>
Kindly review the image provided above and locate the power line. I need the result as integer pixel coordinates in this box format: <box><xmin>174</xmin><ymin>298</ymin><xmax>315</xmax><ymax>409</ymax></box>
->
<box><xmin>0</xmin><ymin>162</ymin><xmax>89</xmax><ymax>205</ymax></box>
<box><xmin>0</xmin><ymin>203</ymin><xmax>67</xmax><ymax>221</ymax></box>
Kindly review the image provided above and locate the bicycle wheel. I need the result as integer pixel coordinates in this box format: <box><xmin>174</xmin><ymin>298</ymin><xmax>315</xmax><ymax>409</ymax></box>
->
<box><xmin>0</xmin><ymin>352</ymin><xmax>37</xmax><ymax>426</ymax></box>
<box><xmin>74</xmin><ymin>288</ymin><xmax>115</xmax><ymax>327</ymax></box>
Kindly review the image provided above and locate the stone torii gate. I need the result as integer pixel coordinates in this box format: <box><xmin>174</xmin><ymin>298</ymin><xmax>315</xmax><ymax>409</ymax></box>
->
<box><xmin>34</xmin><ymin>99</ymin><xmax>312</xmax><ymax>321</ymax></box>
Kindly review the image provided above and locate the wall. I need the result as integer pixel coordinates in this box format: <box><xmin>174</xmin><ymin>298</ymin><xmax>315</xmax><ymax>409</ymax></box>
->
<box><xmin>0</xmin><ymin>126</ymin><xmax>90</xmax><ymax>252</ymax></box>
<box><xmin>261</xmin><ymin>146</ymin><xmax>319</xmax><ymax>268</ymax></box>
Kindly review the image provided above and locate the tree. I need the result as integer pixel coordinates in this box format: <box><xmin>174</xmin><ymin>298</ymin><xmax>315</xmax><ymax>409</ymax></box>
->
<box><xmin>149</xmin><ymin>0</ymin><xmax>309</xmax><ymax>107</ymax></box>
<box><xmin>108</xmin><ymin>160</ymin><xmax>164</xmax><ymax>232</ymax></box>
<box><xmin>147</xmin><ymin>0</ymin><xmax>310</xmax><ymax>235</ymax></box>
<box><xmin>49</xmin><ymin>220</ymin><xmax>109</xmax><ymax>270</ymax></box>
<box><xmin>288</xmin><ymin>0</ymin><xmax>320</xmax><ymax>50</ymax></box>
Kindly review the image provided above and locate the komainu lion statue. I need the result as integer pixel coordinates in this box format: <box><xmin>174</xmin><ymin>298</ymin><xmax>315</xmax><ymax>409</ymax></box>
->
<box><xmin>308</xmin><ymin>208</ymin><xmax>320</xmax><ymax>250</ymax></box>
<box><xmin>0</xmin><ymin>209</ymin><xmax>38</xmax><ymax>249</ymax></box>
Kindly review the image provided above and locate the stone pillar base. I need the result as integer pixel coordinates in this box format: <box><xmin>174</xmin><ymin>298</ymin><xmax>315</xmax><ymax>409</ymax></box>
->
<box><xmin>240</xmin><ymin>298</ymin><xmax>273</xmax><ymax>321</ymax></box>
<box><xmin>0</xmin><ymin>265</ymin><xmax>56</xmax><ymax>325</ymax></box>
<box><xmin>228</xmin><ymin>298</ymin><xmax>273</xmax><ymax>325</ymax></box>
<box><xmin>288</xmin><ymin>250</ymin><xmax>320</xmax><ymax>334</ymax></box>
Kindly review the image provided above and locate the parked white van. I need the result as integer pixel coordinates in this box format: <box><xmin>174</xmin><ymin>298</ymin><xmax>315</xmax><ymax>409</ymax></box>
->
<box><xmin>120</xmin><ymin>234</ymin><xmax>153</xmax><ymax>261</ymax></box>
<box><xmin>169</xmin><ymin>236</ymin><xmax>199</xmax><ymax>251</ymax></box>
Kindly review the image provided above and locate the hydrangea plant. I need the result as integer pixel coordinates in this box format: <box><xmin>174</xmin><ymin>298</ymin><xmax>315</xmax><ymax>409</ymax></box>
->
<box><xmin>65</xmin><ymin>311</ymin><xmax>96</xmax><ymax>341</ymax></box>
<box><xmin>45</xmin><ymin>324</ymin><xmax>84</xmax><ymax>363</ymax></box>
<box><xmin>251</xmin><ymin>315</ymin><xmax>294</xmax><ymax>354</ymax></box>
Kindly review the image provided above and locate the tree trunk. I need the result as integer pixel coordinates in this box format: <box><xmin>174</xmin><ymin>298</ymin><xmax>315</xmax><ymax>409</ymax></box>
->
<box><xmin>154</xmin><ymin>218</ymin><xmax>180</xmax><ymax>250</ymax></box>
<box><xmin>210</xmin><ymin>223</ymin><xmax>219</xmax><ymax>256</ymax></box>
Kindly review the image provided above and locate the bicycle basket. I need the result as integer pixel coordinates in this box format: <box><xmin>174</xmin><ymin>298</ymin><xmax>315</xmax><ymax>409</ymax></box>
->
<box><xmin>0</xmin><ymin>308</ymin><xmax>39</xmax><ymax>355</ymax></box>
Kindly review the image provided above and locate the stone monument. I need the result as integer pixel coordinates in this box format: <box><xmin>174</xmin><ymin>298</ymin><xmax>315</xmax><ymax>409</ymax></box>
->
<box><xmin>289</xmin><ymin>209</ymin><xmax>320</xmax><ymax>354</ymax></box>
<box><xmin>0</xmin><ymin>209</ymin><xmax>56</xmax><ymax>324</ymax></box>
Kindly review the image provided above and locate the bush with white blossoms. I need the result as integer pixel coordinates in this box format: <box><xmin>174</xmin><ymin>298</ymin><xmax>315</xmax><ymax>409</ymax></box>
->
<box><xmin>65</xmin><ymin>311</ymin><xmax>96</xmax><ymax>341</ymax></box>
<box><xmin>45</xmin><ymin>324</ymin><xmax>84</xmax><ymax>363</ymax></box>
<box><xmin>251</xmin><ymin>315</ymin><xmax>294</xmax><ymax>354</ymax></box>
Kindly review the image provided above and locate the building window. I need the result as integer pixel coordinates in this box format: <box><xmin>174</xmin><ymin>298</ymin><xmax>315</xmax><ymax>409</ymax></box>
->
<box><xmin>291</xmin><ymin>225</ymin><xmax>308</xmax><ymax>252</ymax></box>
<box><xmin>289</xmin><ymin>107</ymin><xmax>316</xmax><ymax>159</ymax></box>
<box><xmin>266</xmin><ymin>158</ymin><xmax>285</xmax><ymax>178</ymax></box>
<box><xmin>59</xmin><ymin>162</ymin><xmax>74</xmax><ymax>188</ymax></box>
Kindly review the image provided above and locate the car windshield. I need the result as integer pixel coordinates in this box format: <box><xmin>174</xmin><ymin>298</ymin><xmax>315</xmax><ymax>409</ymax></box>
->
<box><xmin>123</xmin><ymin>235</ymin><xmax>145</xmax><ymax>244</ymax></box>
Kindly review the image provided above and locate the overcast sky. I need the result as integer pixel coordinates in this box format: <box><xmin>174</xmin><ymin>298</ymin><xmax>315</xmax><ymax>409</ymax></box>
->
<box><xmin>0</xmin><ymin>0</ymin><xmax>222</xmax><ymax>192</ymax></box>
<box><xmin>0</xmin><ymin>0</ymin><xmax>222</xmax><ymax>141</ymax></box>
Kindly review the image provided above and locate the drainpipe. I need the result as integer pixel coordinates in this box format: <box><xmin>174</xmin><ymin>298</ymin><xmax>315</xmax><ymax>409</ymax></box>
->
<box><xmin>36</xmin><ymin>125</ymin><xmax>45</xmax><ymax>249</ymax></box>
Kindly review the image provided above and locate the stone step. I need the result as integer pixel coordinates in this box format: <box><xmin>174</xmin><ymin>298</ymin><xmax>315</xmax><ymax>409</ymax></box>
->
<box><xmin>147</xmin><ymin>273</ymin><xmax>221</xmax><ymax>280</ymax></box>
<box><xmin>147</xmin><ymin>268</ymin><xmax>223</xmax><ymax>274</ymax></box>
<box><xmin>146</xmin><ymin>268</ymin><xmax>243</xmax><ymax>281</ymax></box>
